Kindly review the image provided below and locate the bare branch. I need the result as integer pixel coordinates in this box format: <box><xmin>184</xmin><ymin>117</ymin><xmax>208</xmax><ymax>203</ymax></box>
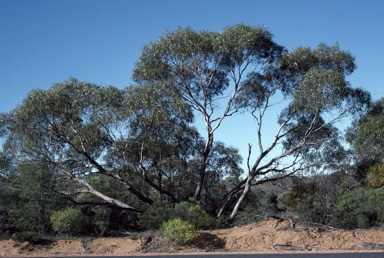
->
<box><xmin>71</xmin><ymin>176</ymin><xmax>139</xmax><ymax>212</ymax></box>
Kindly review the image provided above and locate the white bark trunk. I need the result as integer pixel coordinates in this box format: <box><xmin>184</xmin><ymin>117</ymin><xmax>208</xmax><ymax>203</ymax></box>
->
<box><xmin>73</xmin><ymin>177</ymin><xmax>139</xmax><ymax>211</ymax></box>
<box><xmin>229</xmin><ymin>177</ymin><xmax>252</xmax><ymax>220</ymax></box>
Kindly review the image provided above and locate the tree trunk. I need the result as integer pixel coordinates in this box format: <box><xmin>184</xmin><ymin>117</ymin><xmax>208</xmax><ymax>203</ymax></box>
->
<box><xmin>217</xmin><ymin>193</ymin><xmax>232</xmax><ymax>218</ymax></box>
<box><xmin>217</xmin><ymin>184</ymin><xmax>244</xmax><ymax>218</ymax></box>
<box><xmin>73</xmin><ymin>177</ymin><xmax>141</xmax><ymax>212</ymax></box>
<box><xmin>229</xmin><ymin>177</ymin><xmax>252</xmax><ymax>220</ymax></box>
<box><xmin>194</xmin><ymin>132</ymin><xmax>213</xmax><ymax>201</ymax></box>
<box><xmin>194</xmin><ymin>164</ymin><xmax>206</xmax><ymax>200</ymax></box>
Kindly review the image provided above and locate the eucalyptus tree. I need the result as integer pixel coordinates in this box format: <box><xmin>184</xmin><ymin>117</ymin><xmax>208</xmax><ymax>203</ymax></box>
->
<box><xmin>0</xmin><ymin>151</ymin><xmax>12</xmax><ymax>234</ymax></box>
<box><xmin>345</xmin><ymin>97</ymin><xmax>384</xmax><ymax>183</ymax></box>
<box><xmin>219</xmin><ymin>43</ymin><xmax>370</xmax><ymax>220</ymax></box>
<box><xmin>7</xmin><ymin>160</ymin><xmax>61</xmax><ymax>233</ymax></box>
<box><xmin>200</xmin><ymin>141</ymin><xmax>243</xmax><ymax>211</ymax></box>
<box><xmin>133</xmin><ymin>24</ymin><xmax>284</xmax><ymax>200</ymax></box>
<box><xmin>1</xmin><ymin>128</ymin><xmax>62</xmax><ymax>233</ymax></box>
<box><xmin>3</xmin><ymin>78</ymin><xmax>197</xmax><ymax>212</ymax></box>
<box><xmin>347</xmin><ymin>97</ymin><xmax>384</xmax><ymax>162</ymax></box>
<box><xmin>133</xmin><ymin>24</ymin><xmax>370</xmax><ymax>219</ymax></box>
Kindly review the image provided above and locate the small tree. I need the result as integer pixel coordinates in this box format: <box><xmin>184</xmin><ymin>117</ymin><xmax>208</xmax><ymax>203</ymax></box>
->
<box><xmin>7</xmin><ymin>160</ymin><xmax>61</xmax><ymax>233</ymax></box>
<box><xmin>50</xmin><ymin>207</ymin><xmax>88</xmax><ymax>235</ymax></box>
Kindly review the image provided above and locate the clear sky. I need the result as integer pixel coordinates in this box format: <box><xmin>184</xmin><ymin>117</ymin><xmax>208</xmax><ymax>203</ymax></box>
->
<box><xmin>1</xmin><ymin>0</ymin><xmax>384</xmax><ymax>168</ymax></box>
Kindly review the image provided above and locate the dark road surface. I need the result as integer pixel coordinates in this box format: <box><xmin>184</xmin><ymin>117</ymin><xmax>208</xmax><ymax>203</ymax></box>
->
<box><xmin>49</xmin><ymin>252</ymin><xmax>384</xmax><ymax>258</ymax></box>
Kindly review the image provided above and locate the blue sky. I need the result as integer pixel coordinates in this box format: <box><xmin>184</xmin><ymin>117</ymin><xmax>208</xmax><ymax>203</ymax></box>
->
<box><xmin>1</xmin><ymin>0</ymin><xmax>384</xmax><ymax>168</ymax></box>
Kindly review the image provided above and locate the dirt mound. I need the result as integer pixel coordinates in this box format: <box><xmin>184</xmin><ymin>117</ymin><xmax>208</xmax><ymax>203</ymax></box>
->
<box><xmin>218</xmin><ymin>220</ymin><xmax>384</xmax><ymax>252</ymax></box>
<box><xmin>1</xmin><ymin>219</ymin><xmax>383</xmax><ymax>257</ymax></box>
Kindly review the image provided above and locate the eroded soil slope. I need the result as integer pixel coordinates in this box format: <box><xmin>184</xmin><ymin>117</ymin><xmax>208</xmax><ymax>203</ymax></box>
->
<box><xmin>1</xmin><ymin>219</ymin><xmax>384</xmax><ymax>257</ymax></box>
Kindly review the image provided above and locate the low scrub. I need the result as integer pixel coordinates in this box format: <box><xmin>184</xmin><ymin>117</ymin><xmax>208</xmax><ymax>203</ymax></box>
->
<box><xmin>158</xmin><ymin>218</ymin><xmax>199</xmax><ymax>244</ymax></box>
<box><xmin>50</xmin><ymin>207</ymin><xmax>88</xmax><ymax>235</ymax></box>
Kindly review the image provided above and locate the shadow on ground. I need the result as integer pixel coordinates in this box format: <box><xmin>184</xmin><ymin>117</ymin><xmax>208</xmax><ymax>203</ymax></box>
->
<box><xmin>189</xmin><ymin>232</ymin><xmax>226</xmax><ymax>251</ymax></box>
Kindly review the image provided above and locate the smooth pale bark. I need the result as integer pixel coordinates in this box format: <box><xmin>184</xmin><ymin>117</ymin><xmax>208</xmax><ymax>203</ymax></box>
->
<box><xmin>72</xmin><ymin>177</ymin><xmax>139</xmax><ymax>212</ymax></box>
<box><xmin>133</xmin><ymin>25</ymin><xmax>283</xmax><ymax>202</ymax></box>
<box><xmin>229</xmin><ymin>177</ymin><xmax>252</xmax><ymax>220</ymax></box>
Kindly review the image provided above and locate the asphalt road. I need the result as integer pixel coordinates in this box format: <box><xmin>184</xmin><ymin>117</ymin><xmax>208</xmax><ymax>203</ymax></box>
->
<box><xmin>50</xmin><ymin>252</ymin><xmax>384</xmax><ymax>258</ymax></box>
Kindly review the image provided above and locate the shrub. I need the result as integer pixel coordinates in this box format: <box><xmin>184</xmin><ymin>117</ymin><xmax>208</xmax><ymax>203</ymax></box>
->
<box><xmin>91</xmin><ymin>207</ymin><xmax>110</xmax><ymax>236</ymax></box>
<box><xmin>174</xmin><ymin>199</ymin><xmax>221</xmax><ymax>230</ymax></box>
<box><xmin>50</xmin><ymin>207</ymin><xmax>88</xmax><ymax>235</ymax></box>
<box><xmin>331</xmin><ymin>188</ymin><xmax>384</xmax><ymax>229</ymax></box>
<box><xmin>158</xmin><ymin>218</ymin><xmax>199</xmax><ymax>244</ymax></box>
<box><xmin>138</xmin><ymin>202</ymin><xmax>173</xmax><ymax>229</ymax></box>
<box><xmin>278</xmin><ymin>181</ymin><xmax>322</xmax><ymax>222</ymax></box>
<box><xmin>366</xmin><ymin>160</ymin><xmax>384</xmax><ymax>189</ymax></box>
<box><xmin>11</xmin><ymin>231</ymin><xmax>39</xmax><ymax>243</ymax></box>
<box><xmin>138</xmin><ymin>199</ymin><xmax>221</xmax><ymax>230</ymax></box>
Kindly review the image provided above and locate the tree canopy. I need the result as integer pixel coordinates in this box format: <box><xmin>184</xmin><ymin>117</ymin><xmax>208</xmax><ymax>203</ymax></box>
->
<box><xmin>0</xmin><ymin>24</ymin><xmax>379</xmax><ymax>235</ymax></box>
<box><xmin>133</xmin><ymin>24</ymin><xmax>284</xmax><ymax>200</ymax></box>
<box><xmin>133</xmin><ymin>24</ymin><xmax>370</xmax><ymax>219</ymax></box>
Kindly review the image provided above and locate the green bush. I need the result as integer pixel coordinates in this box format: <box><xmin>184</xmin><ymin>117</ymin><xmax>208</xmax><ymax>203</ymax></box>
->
<box><xmin>138</xmin><ymin>202</ymin><xmax>173</xmax><ymax>229</ymax></box>
<box><xmin>138</xmin><ymin>199</ymin><xmax>221</xmax><ymax>230</ymax></box>
<box><xmin>158</xmin><ymin>218</ymin><xmax>199</xmax><ymax>244</ymax></box>
<box><xmin>50</xmin><ymin>207</ymin><xmax>88</xmax><ymax>235</ymax></box>
<box><xmin>11</xmin><ymin>231</ymin><xmax>39</xmax><ymax>243</ymax></box>
<box><xmin>366</xmin><ymin>160</ymin><xmax>384</xmax><ymax>189</ymax></box>
<box><xmin>91</xmin><ymin>207</ymin><xmax>110</xmax><ymax>236</ymax></box>
<box><xmin>331</xmin><ymin>188</ymin><xmax>384</xmax><ymax>229</ymax></box>
<box><xmin>278</xmin><ymin>181</ymin><xmax>322</xmax><ymax>222</ymax></box>
<box><xmin>174</xmin><ymin>199</ymin><xmax>221</xmax><ymax>230</ymax></box>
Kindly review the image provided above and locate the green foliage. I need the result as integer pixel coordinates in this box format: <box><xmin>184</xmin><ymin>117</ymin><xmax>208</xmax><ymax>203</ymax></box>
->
<box><xmin>133</xmin><ymin>24</ymin><xmax>284</xmax><ymax>202</ymax></box>
<box><xmin>331</xmin><ymin>188</ymin><xmax>384</xmax><ymax>229</ymax></box>
<box><xmin>278</xmin><ymin>172</ymin><xmax>355</xmax><ymax>224</ymax></box>
<box><xmin>3</xmin><ymin>77</ymin><xmax>201</xmax><ymax>212</ymax></box>
<box><xmin>7</xmin><ymin>160</ymin><xmax>61</xmax><ymax>233</ymax></box>
<box><xmin>76</xmin><ymin>174</ymin><xmax>127</xmax><ymax>203</ymax></box>
<box><xmin>352</xmin><ymin>98</ymin><xmax>384</xmax><ymax>161</ymax></box>
<box><xmin>138</xmin><ymin>202</ymin><xmax>173</xmax><ymax>230</ymax></box>
<box><xmin>278</xmin><ymin>181</ymin><xmax>323</xmax><ymax>222</ymax></box>
<box><xmin>138</xmin><ymin>200</ymin><xmax>221</xmax><ymax>230</ymax></box>
<box><xmin>279</xmin><ymin>181</ymin><xmax>318</xmax><ymax>208</ymax></box>
<box><xmin>91</xmin><ymin>207</ymin><xmax>111</xmax><ymax>237</ymax></box>
<box><xmin>158</xmin><ymin>218</ymin><xmax>199</xmax><ymax>244</ymax></box>
<box><xmin>50</xmin><ymin>208</ymin><xmax>88</xmax><ymax>235</ymax></box>
<box><xmin>11</xmin><ymin>231</ymin><xmax>39</xmax><ymax>243</ymax></box>
<box><xmin>0</xmin><ymin>152</ymin><xmax>11</xmax><ymax>177</ymax></box>
<box><xmin>366</xmin><ymin>160</ymin><xmax>384</xmax><ymax>189</ymax></box>
<box><xmin>346</xmin><ymin>98</ymin><xmax>383</xmax><ymax>182</ymax></box>
<box><xmin>173</xmin><ymin>199</ymin><xmax>221</xmax><ymax>230</ymax></box>
<box><xmin>0</xmin><ymin>24</ymin><xmax>374</xmax><ymax>231</ymax></box>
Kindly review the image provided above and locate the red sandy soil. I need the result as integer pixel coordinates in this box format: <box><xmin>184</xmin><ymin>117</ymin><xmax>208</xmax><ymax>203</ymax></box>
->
<box><xmin>1</xmin><ymin>219</ymin><xmax>384</xmax><ymax>257</ymax></box>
